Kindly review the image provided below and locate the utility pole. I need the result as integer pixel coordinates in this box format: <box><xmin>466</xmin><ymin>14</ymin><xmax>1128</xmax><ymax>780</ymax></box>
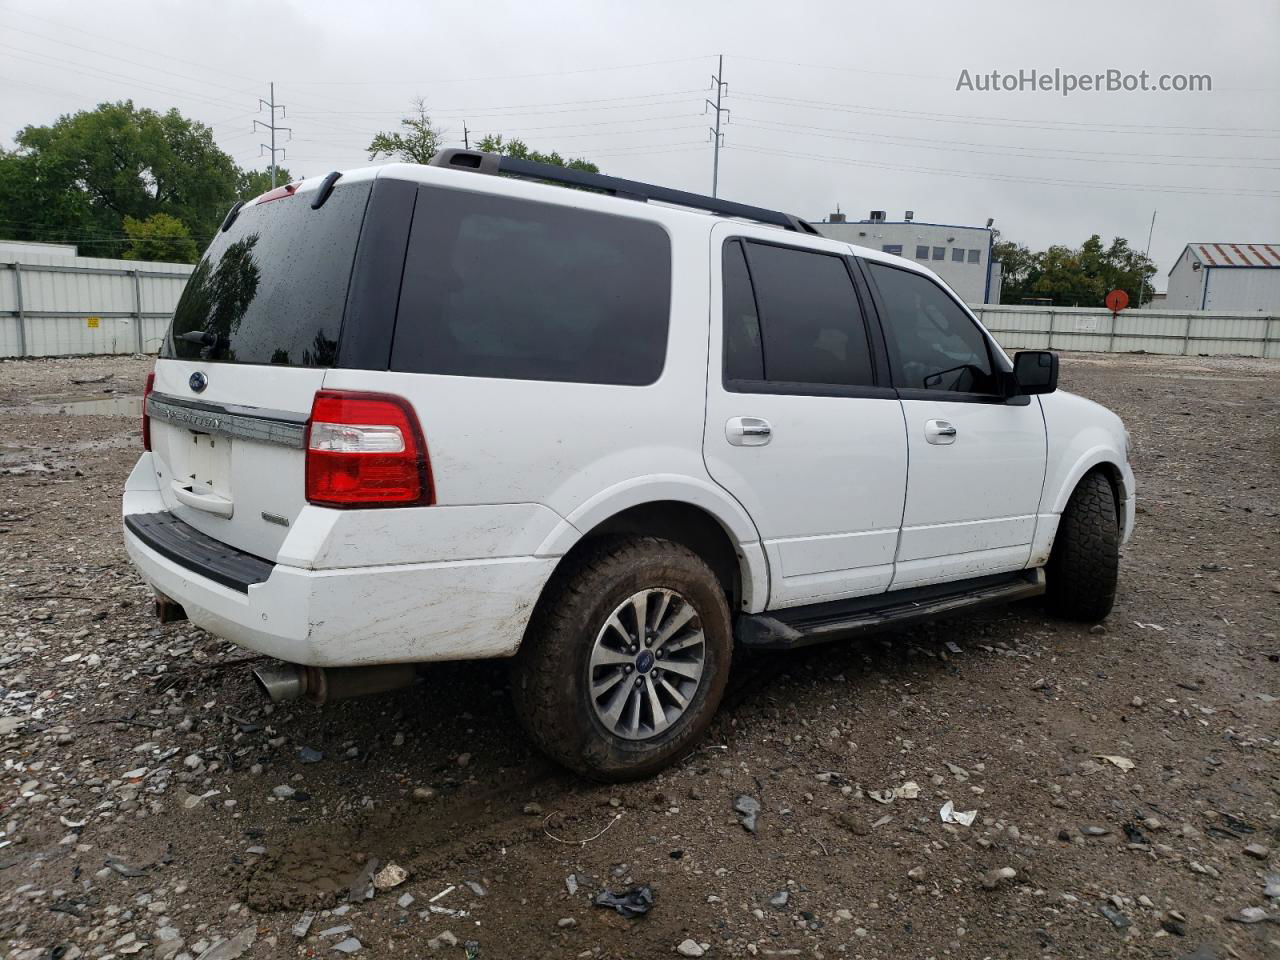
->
<box><xmin>706</xmin><ymin>55</ymin><xmax>729</xmax><ymax>197</ymax></box>
<box><xmin>255</xmin><ymin>82</ymin><xmax>291</xmax><ymax>188</ymax></box>
<box><xmin>463</xmin><ymin>122</ymin><xmax>470</xmax><ymax>150</ymax></box>
<box><xmin>1137</xmin><ymin>209</ymin><xmax>1157</xmax><ymax>307</ymax></box>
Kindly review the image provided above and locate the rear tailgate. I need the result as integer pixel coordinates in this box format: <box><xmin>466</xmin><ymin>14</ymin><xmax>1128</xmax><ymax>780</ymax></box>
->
<box><xmin>148</xmin><ymin>175</ymin><xmax>376</xmax><ymax>561</ymax></box>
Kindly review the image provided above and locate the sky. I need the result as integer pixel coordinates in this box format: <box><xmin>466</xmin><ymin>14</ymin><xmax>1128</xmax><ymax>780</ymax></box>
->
<box><xmin>2</xmin><ymin>0</ymin><xmax>1278</xmax><ymax>288</ymax></box>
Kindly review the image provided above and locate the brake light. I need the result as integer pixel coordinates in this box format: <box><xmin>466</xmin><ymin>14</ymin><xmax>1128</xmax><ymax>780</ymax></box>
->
<box><xmin>305</xmin><ymin>390</ymin><xmax>433</xmax><ymax>508</ymax></box>
<box><xmin>142</xmin><ymin>372</ymin><xmax>155</xmax><ymax>451</ymax></box>
<box><xmin>256</xmin><ymin>182</ymin><xmax>299</xmax><ymax>204</ymax></box>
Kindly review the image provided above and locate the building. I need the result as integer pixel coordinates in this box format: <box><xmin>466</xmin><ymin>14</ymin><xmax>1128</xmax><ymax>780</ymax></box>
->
<box><xmin>812</xmin><ymin>211</ymin><xmax>1002</xmax><ymax>304</ymax></box>
<box><xmin>1165</xmin><ymin>243</ymin><xmax>1280</xmax><ymax>312</ymax></box>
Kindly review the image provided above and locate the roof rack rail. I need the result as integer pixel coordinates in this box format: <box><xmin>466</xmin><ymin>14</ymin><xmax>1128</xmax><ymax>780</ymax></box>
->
<box><xmin>428</xmin><ymin>148</ymin><xmax>819</xmax><ymax>235</ymax></box>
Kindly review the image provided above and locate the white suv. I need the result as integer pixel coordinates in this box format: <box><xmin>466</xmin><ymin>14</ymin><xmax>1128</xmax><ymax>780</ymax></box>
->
<box><xmin>123</xmin><ymin>151</ymin><xmax>1135</xmax><ymax>780</ymax></box>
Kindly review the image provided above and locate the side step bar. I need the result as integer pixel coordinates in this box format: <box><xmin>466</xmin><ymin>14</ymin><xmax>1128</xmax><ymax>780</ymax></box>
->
<box><xmin>736</xmin><ymin>569</ymin><xmax>1046</xmax><ymax>651</ymax></box>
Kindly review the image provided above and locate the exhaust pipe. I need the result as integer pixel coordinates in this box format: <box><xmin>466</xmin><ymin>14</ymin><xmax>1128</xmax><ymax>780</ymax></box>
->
<box><xmin>252</xmin><ymin>661</ymin><xmax>417</xmax><ymax>705</ymax></box>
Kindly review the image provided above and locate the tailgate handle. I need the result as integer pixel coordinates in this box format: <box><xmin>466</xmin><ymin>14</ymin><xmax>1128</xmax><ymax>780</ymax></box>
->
<box><xmin>170</xmin><ymin>480</ymin><xmax>235</xmax><ymax>518</ymax></box>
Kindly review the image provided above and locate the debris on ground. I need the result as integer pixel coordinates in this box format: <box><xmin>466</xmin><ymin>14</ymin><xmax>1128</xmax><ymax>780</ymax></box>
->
<box><xmin>733</xmin><ymin>794</ymin><xmax>761</xmax><ymax>832</ymax></box>
<box><xmin>593</xmin><ymin>885</ymin><xmax>655</xmax><ymax>918</ymax></box>
<box><xmin>939</xmin><ymin>800</ymin><xmax>977</xmax><ymax>827</ymax></box>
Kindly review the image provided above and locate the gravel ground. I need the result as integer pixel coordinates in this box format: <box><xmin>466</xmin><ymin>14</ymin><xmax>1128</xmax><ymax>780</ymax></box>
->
<box><xmin>1</xmin><ymin>352</ymin><xmax>1277</xmax><ymax>960</ymax></box>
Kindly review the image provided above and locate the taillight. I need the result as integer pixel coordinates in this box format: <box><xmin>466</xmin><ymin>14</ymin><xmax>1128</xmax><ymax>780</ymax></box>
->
<box><xmin>305</xmin><ymin>390</ymin><xmax>433</xmax><ymax>508</ymax></box>
<box><xmin>142</xmin><ymin>372</ymin><xmax>156</xmax><ymax>451</ymax></box>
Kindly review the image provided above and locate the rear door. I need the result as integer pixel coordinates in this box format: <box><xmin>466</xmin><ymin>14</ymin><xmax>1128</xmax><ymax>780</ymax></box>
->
<box><xmin>149</xmin><ymin>176</ymin><xmax>380</xmax><ymax>561</ymax></box>
<box><xmin>703</xmin><ymin>225</ymin><xmax>908</xmax><ymax>609</ymax></box>
<box><xmin>861</xmin><ymin>260</ymin><xmax>1047</xmax><ymax>589</ymax></box>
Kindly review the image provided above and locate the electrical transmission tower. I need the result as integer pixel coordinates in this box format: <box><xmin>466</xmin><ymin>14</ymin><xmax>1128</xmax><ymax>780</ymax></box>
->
<box><xmin>706</xmin><ymin>55</ymin><xmax>729</xmax><ymax>198</ymax></box>
<box><xmin>255</xmin><ymin>82</ymin><xmax>292</xmax><ymax>188</ymax></box>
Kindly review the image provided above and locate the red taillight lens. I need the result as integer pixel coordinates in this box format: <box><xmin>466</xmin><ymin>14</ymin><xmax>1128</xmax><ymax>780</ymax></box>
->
<box><xmin>142</xmin><ymin>372</ymin><xmax>155</xmax><ymax>451</ymax></box>
<box><xmin>305</xmin><ymin>390</ymin><xmax>433</xmax><ymax>508</ymax></box>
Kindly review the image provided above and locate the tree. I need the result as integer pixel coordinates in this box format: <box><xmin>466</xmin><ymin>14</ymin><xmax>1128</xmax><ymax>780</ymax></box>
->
<box><xmin>236</xmin><ymin>166</ymin><xmax>294</xmax><ymax>200</ymax></box>
<box><xmin>475</xmin><ymin>134</ymin><xmax>598</xmax><ymax>173</ymax></box>
<box><xmin>0</xmin><ymin>101</ymin><xmax>238</xmax><ymax>257</ymax></box>
<box><xmin>367</xmin><ymin>98</ymin><xmax>442</xmax><ymax>164</ymax></box>
<box><xmin>122</xmin><ymin>212</ymin><xmax>198</xmax><ymax>263</ymax></box>
<box><xmin>995</xmin><ymin>234</ymin><xmax>1156</xmax><ymax>306</ymax></box>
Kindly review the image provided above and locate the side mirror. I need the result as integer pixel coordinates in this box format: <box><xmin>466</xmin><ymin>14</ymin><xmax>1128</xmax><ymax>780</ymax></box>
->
<box><xmin>1011</xmin><ymin>350</ymin><xmax>1058</xmax><ymax>395</ymax></box>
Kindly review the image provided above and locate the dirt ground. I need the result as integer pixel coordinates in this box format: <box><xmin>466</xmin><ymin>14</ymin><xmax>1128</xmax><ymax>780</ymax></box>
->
<box><xmin>1</xmin><ymin>352</ymin><xmax>1277</xmax><ymax>960</ymax></box>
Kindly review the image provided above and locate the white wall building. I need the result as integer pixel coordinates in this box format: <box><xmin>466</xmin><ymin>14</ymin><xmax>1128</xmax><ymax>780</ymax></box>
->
<box><xmin>812</xmin><ymin>213</ymin><xmax>1002</xmax><ymax>304</ymax></box>
<box><xmin>1166</xmin><ymin>242</ymin><xmax>1280</xmax><ymax>312</ymax></box>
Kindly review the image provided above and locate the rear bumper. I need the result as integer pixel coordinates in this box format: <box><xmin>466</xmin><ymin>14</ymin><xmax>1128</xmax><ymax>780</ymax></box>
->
<box><xmin>122</xmin><ymin>458</ymin><xmax>555</xmax><ymax>667</ymax></box>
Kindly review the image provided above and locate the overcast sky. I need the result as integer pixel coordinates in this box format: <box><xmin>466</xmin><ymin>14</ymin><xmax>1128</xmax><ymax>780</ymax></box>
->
<box><xmin>3</xmin><ymin>0</ymin><xmax>1278</xmax><ymax>286</ymax></box>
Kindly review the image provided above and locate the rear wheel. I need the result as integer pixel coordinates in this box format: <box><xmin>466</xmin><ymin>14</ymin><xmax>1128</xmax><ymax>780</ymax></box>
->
<box><xmin>511</xmin><ymin>536</ymin><xmax>732</xmax><ymax>781</ymax></box>
<box><xmin>1045</xmin><ymin>471</ymin><xmax>1120</xmax><ymax>621</ymax></box>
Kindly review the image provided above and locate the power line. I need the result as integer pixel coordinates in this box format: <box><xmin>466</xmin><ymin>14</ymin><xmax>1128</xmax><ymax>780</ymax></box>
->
<box><xmin>281</xmin><ymin>55</ymin><xmax>714</xmax><ymax>86</ymax></box>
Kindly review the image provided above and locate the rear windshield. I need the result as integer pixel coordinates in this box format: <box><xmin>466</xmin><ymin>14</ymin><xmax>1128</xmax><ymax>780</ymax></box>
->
<box><xmin>163</xmin><ymin>181</ymin><xmax>372</xmax><ymax>366</ymax></box>
<box><xmin>391</xmin><ymin>186</ymin><xmax>672</xmax><ymax>385</ymax></box>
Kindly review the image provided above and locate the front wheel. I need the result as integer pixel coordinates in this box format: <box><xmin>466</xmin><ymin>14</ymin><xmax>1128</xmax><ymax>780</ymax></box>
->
<box><xmin>511</xmin><ymin>536</ymin><xmax>732</xmax><ymax>781</ymax></box>
<box><xmin>1045</xmin><ymin>471</ymin><xmax>1120</xmax><ymax>621</ymax></box>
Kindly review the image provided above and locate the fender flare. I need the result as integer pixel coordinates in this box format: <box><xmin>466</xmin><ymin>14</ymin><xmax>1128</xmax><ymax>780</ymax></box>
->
<box><xmin>535</xmin><ymin>474</ymin><xmax>770</xmax><ymax>611</ymax></box>
<box><xmin>1048</xmin><ymin>444</ymin><xmax>1127</xmax><ymax>514</ymax></box>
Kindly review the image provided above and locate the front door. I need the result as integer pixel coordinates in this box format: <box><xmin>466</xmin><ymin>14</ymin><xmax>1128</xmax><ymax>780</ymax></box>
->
<box><xmin>703</xmin><ymin>225</ymin><xmax>908</xmax><ymax>609</ymax></box>
<box><xmin>861</xmin><ymin>260</ymin><xmax>1047</xmax><ymax>589</ymax></box>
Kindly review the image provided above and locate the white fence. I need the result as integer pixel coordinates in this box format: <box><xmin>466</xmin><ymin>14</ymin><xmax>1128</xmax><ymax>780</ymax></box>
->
<box><xmin>970</xmin><ymin>304</ymin><xmax>1280</xmax><ymax>359</ymax></box>
<box><xmin>0</xmin><ymin>256</ymin><xmax>194</xmax><ymax>358</ymax></box>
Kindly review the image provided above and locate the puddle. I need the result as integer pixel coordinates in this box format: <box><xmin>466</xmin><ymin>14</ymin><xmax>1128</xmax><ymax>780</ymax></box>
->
<box><xmin>4</xmin><ymin>396</ymin><xmax>141</xmax><ymax>417</ymax></box>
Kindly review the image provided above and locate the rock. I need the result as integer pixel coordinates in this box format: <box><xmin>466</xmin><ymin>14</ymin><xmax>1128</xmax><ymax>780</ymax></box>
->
<box><xmin>397</xmin><ymin>894</ymin><xmax>415</xmax><ymax>909</ymax></box>
<box><xmin>412</xmin><ymin>787</ymin><xmax>436</xmax><ymax>803</ymax></box>
<box><xmin>557</xmin><ymin>917</ymin><xmax>577</xmax><ymax>929</ymax></box>
<box><xmin>981</xmin><ymin>867</ymin><xmax>1016</xmax><ymax>890</ymax></box>
<box><xmin>374</xmin><ymin>863</ymin><xmax>408</xmax><ymax>890</ymax></box>
<box><xmin>271</xmin><ymin>785</ymin><xmax>296</xmax><ymax>799</ymax></box>
<box><xmin>465</xmin><ymin>880</ymin><xmax>488</xmax><ymax>897</ymax></box>
<box><xmin>1098</xmin><ymin>903</ymin><xmax>1130</xmax><ymax>929</ymax></box>
<box><xmin>834</xmin><ymin>909</ymin><xmax>853</xmax><ymax>922</ymax></box>
<box><xmin>1227</xmin><ymin>906</ymin><xmax>1274</xmax><ymax>924</ymax></box>
<box><xmin>298</xmin><ymin>746</ymin><xmax>324</xmax><ymax>764</ymax></box>
<box><xmin>194</xmin><ymin>925</ymin><xmax>257</xmax><ymax>960</ymax></box>
<box><xmin>1244</xmin><ymin>843</ymin><xmax>1271</xmax><ymax>860</ymax></box>
<box><xmin>1081</xmin><ymin>825</ymin><xmax>1111</xmax><ymax>837</ymax></box>
<box><xmin>332</xmin><ymin>939</ymin><xmax>361</xmax><ymax>954</ymax></box>
<box><xmin>427</xmin><ymin>931</ymin><xmax>458</xmax><ymax>950</ymax></box>
<box><xmin>523</xmin><ymin>802</ymin><xmax>543</xmax><ymax>815</ymax></box>
<box><xmin>734</xmin><ymin>794</ymin><xmax>762</xmax><ymax>833</ymax></box>
<box><xmin>907</xmin><ymin>866</ymin><xmax>927</xmax><ymax>882</ymax></box>
<box><xmin>676</xmin><ymin>939</ymin><xmax>705</xmax><ymax>957</ymax></box>
<box><xmin>1160</xmin><ymin>917</ymin><xmax>1186</xmax><ymax>936</ymax></box>
<box><xmin>768</xmin><ymin>890</ymin><xmax>789</xmax><ymax>909</ymax></box>
<box><xmin>456</xmin><ymin>752</ymin><xmax>472</xmax><ymax>768</ymax></box>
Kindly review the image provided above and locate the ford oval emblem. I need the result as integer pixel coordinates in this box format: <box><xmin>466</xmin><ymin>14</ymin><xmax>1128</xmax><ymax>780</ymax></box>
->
<box><xmin>189</xmin><ymin>371</ymin><xmax>208</xmax><ymax>393</ymax></box>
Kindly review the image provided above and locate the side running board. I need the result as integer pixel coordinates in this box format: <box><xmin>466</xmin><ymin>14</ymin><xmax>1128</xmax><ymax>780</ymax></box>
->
<box><xmin>736</xmin><ymin>569</ymin><xmax>1046</xmax><ymax>650</ymax></box>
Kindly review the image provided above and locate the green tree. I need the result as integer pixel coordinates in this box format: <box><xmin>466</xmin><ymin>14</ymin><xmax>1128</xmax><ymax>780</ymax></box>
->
<box><xmin>996</xmin><ymin>234</ymin><xmax>1156</xmax><ymax>306</ymax></box>
<box><xmin>367</xmin><ymin>98</ymin><xmax>442</xmax><ymax>164</ymax></box>
<box><xmin>475</xmin><ymin>133</ymin><xmax>598</xmax><ymax>173</ymax></box>
<box><xmin>122</xmin><ymin>212</ymin><xmax>198</xmax><ymax>263</ymax></box>
<box><xmin>0</xmin><ymin>101</ymin><xmax>238</xmax><ymax>257</ymax></box>
<box><xmin>236</xmin><ymin>166</ymin><xmax>294</xmax><ymax>200</ymax></box>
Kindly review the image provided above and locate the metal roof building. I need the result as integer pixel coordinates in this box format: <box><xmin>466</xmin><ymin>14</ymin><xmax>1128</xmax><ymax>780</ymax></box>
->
<box><xmin>1166</xmin><ymin>242</ymin><xmax>1280</xmax><ymax>312</ymax></box>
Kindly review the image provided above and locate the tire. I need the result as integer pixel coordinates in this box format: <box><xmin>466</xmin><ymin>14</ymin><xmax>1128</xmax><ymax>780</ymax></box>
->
<box><xmin>1045</xmin><ymin>470</ymin><xmax>1120</xmax><ymax>621</ymax></box>
<box><xmin>511</xmin><ymin>536</ymin><xmax>732</xmax><ymax>781</ymax></box>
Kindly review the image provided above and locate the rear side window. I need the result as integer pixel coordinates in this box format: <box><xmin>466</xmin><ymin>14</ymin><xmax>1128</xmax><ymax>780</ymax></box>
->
<box><xmin>725</xmin><ymin>240</ymin><xmax>875</xmax><ymax>389</ymax></box>
<box><xmin>392</xmin><ymin>187</ymin><xmax>671</xmax><ymax>385</ymax></box>
<box><xmin>164</xmin><ymin>182</ymin><xmax>372</xmax><ymax>366</ymax></box>
<box><xmin>866</xmin><ymin>262</ymin><xmax>999</xmax><ymax>395</ymax></box>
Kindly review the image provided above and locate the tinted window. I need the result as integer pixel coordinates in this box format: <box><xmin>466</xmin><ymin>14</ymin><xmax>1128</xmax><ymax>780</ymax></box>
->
<box><xmin>723</xmin><ymin>241</ymin><xmax>763</xmax><ymax>381</ymax></box>
<box><xmin>392</xmin><ymin>188</ymin><xmax>670</xmax><ymax>385</ymax></box>
<box><xmin>164</xmin><ymin>182</ymin><xmax>372</xmax><ymax>366</ymax></box>
<box><xmin>739</xmin><ymin>242</ymin><xmax>874</xmax><ymax>387</ymax></box>
<box><xmin>867</xmin><ymin>263</ymin><xmax>999</xmax><ymax>394</ymax></box>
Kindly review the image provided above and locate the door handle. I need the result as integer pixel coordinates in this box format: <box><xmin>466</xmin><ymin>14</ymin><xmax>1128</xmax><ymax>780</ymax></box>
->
<box><xmin>925</xmin><ymin>419</ymin><xmax>957</xmax><ymax>445</ymax></box>
<box><xmin>726</xmin><ymin>416</ymin><xmax>772</xmax><ymax>446</ymax></box>
<box><xmin>171</xmin><ymin>479</ymin><xmax>235</xmax><ymax>517</ymax></box>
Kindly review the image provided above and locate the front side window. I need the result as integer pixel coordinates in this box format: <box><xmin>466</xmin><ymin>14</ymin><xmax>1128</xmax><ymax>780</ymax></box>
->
<box><xmin>867</xmin><ymin>262</ymin><xmax>999</xmax><ymax>395</ymax></box>
<box><xmin>724</xmin><ymin>240</ymin><xmax>875</xmax><ymax>389</ymax></box>
<box><xmin>392</xmin><ymin>187</ymin><xmax>671</xmax><ymax>385</ymax></box>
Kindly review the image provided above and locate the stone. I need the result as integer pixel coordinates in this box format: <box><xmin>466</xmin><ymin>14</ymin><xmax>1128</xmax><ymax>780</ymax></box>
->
<box><xmin>734</xmin><ymin>794</ymin><xmax>762</xmax><ymax>833</ymax></box>
<box><xmin>427</xmin><ymin>931</ymin><xmax>458</xmax><ymax>950</ymax></box>
<box><xmin>1244</xmin><ymin>843</ymin><xmax>1271</xmax><ymax>860</ymax></box>
<box><xmin>332</xmin><ymin>939</ymin><xmax>361</xmax><ymax>954</ymax></box>
<box><xmin>193</xmin><ymin>925</ymin><xmax>256</xmax><ymax>960</ymax></box>
<box><xmin>523</xmin><ymin>802</ymin><xmax>543</xmax><ymax>815</ymax></box>
<box><xmin>557</xmin><ymin>917</ymin><xmax>577</xmax><ymax>929</ymax></box>
<box><xmin>271</xmin><ymin>785</ymin><xmax>296</xmax><ymax>799</ymax></box>
<box><xmin>907</xmin><ymin>866</ymin><xmax>927</xmax><ymax>882</ymax></box>
<box><xmin>373</xmin><ymin>863</ymin><xmax>408</xmax><ymax>890</ymax></box>
<box><xmin>768</xmin><ymin>890</ymin><xmax>789</xmax><ymax>909</ymax></box>
<box><xmin>981</xmin><ymin>867</ymin><xmax>1016</xmax><ymax>890</ymax></box>
<box><xmin>412</xmin><ymin>787</ymin><xmax>436</xmax><ymax>803</ymax></box>
<box><xmin>676</xmin><ymin>939</ymin><xmax>705</xmax><ymax>957</ymax></box>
